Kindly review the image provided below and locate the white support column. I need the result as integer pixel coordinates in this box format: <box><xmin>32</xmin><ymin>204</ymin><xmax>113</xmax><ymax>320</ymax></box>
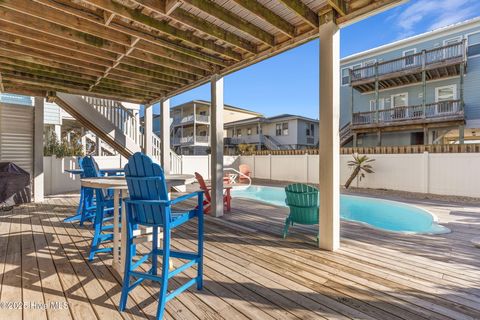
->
<box><xmin>95</xmin><ymin>136</ymin><xmax>101</xmax><ymax>156</ymax></box>
<box><xmin>144</xmin><ymin>104</ymin><xmax>153</xmax><ymax>156</ymax></box>
<box><xmin>318</xmin><ymin>19</ymin><xmax>340</xmax><ymax>251</ymax></box>
<box><xmin>160</xmin><ymin>99</ymin><xmax>171</xmax><ymax>173</ymax></box>
<box><xmin>210</xmin><ymin>75</ymin><xmax>224</xmax><ymax>217</ymax></box>
<box><xmin>34</xmin><ymin>97</ymin><xmax>44</xmax><ymax>202</ymax></box>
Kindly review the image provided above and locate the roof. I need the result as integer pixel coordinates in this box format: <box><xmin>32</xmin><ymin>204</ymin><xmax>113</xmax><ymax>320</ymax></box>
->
<box><xmin>0</xmin><ymin>0</ymin><xmax>405</xmax><ymax>104</ymax></box>
<box><xmin>342</xmin><ymin>16</ymin><xmax>480</xmax><ymax>64</ymax></box>
<box><xmin>170</xmin><ymin>100</ymin><xmax>263</xmax><ymax>116</ymax></box>
<box><xmin>224</xmin><ymin>113</ymin><xmax>318</xmax><ymax>126</ymax></box>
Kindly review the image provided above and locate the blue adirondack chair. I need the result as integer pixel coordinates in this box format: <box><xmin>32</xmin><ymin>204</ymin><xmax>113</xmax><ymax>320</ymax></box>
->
<box><xmin>119</xmin><ymin>152</ymin><xmax>204</xmax><ymax>320</ymax></box>
<box><xmin>82</xmin><ymin>156</ymin><xmax>118</xmax><ymax>261</ymax></box>
<box><xmin>77</xmin><ymin>156</ymin><xmax>96</xmax><ymax>226</ymax></box>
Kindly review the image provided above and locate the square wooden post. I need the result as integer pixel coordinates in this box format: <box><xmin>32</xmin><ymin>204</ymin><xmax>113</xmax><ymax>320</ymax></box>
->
<box><xmin>144</xmin><ymin>104</ymin><xmax>153</xmax><ymax>156</ymax></box>
<box><xmin>34</xmin><ymin>97</ymin><xmax>44</xmax><ymax>202</ymax></box>
<box><xmin>160</xmin><ymin>99</ymin><xmax>171</xmax><ymax>173</ymax></box>
<box><xmin>319</xmin><ymin>19</ymin><xmax>340</xmax><ymax>251</ymax></box>
<box><xmin>210</xmin><ymin>74</ymin><xmax>224</xmax><ymax>217</ymax></box>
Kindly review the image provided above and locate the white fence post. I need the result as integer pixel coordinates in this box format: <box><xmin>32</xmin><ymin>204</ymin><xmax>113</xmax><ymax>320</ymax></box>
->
<box><xmin>268</xmin><ymin>154</ymin><xmax>272</xmax><ymax>180</ymax></box>
<box><xmin>252</xmin><ymin>154</ymin><xmax>256</xmax><ymax>178</ymax></box>
<box><xmin>423</xmin><ymin>151</ymin><xmax>429</xmax><ymax>194</ymax></box>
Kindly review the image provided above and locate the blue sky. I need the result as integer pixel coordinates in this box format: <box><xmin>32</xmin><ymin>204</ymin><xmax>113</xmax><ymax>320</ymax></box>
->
<box><xmin>153</xmin><ymin>0</ymin><xmax>480</xmax><ymax>118</ymax></box>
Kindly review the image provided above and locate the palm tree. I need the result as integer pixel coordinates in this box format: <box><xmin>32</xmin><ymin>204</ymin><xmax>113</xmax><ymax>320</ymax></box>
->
<box><xmin>344</xmin><ymin>154</ymin><xmax>375</xmax><ymax>189</ymax></box>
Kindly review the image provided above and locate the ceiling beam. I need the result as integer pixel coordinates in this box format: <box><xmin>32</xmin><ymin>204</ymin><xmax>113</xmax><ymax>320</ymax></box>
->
<box><xmin>336</xmin><ymin>0</ymin><xmax>405</xmax><ymax>26</ymax></box>
<box><xmin>181</xmin><ymin>0</ymin><xmax>276</xmax><ymax>46</ymax></box>
<box><xmin>33</xmin><ymin>0</ymin><xmax>233</xmax><ymax>68</ymax></box>
<box><xmin>328</xmin><ymin>0</ymin><xmax>347</xmax><ymax>16</ymax></box>
<box><xmin>104</xmin><ymin>11</ymin><xmax>115</xmax><ymax>26</ymax></box>
<box><xmin>80</xmin><ymin>0</ymin><xmax>243</xmax><ymax>60</ymax></box>
<box><xmin>137</xmin><ymin>0</ymin><xmax>258</xmax><ymax>52</ymax></box>
<box><xmin>231</xmin><ymin>0</ymin><xmax>296</xmax><ymax>38</ymax></box>
<box><xmin>0</xmin><ymin>7</ymin><xmax>126</xmax><ymax>54</ymax></box>
<box><xmin>0</xmin><ymin>72</ymin><xmax>4</xmax><ymax>92</ymax></box>
<box><xmin>1</xmin><ymin>0</ymin><xmax>131</xmax><ymax>46</ymax></box>
<box><xmin>165</xmin><ymin>0</ymin><xmax>182</xmax><ymax>15</ymax></box>
<box><xmin>276</xmin><ymin>0</ymin><xmax>319</xmax><ymax>28</ymax></box>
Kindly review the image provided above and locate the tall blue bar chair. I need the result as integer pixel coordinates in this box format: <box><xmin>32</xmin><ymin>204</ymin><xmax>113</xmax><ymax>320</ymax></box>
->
<box><xmin>82</xmin><ymin>156</ymin><xmax>119</xmax><ymax>261</ymax></box>
<box><xmin>119</xmin><ymin>152</ymin><xmax>204</xmax><ymax>320</ymax></box>
<box><xmin>77</xmin><ymin>156</ymin><xmax>96</xmax><ymax>226</ymax></box>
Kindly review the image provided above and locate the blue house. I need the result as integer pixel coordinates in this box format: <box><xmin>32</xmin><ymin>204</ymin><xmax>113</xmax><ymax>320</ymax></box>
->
<box><xmin>340</xmin><ymin>17</ymin><xmax>480</xmax><ymax>147</ymax></box>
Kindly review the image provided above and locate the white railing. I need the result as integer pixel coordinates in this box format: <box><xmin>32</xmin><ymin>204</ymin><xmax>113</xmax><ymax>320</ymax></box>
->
<box><xmin>229</xmin><ymin>134</ymin><xmax>262</xmax><ymax>145</ymax></box>
<box><xmin>350</xmin><ymin>41</ymin><xmax>466</xmax><ymax>83</ymax></box>
<box><xmin>82</xmin><ymin>96</ymin><xmax>140</xmax><ymax>144</ymax></box>
<box><xmin>172</xmin><ymin>135</ymin><xmax>209</xmax><ymax>145</ymax></box>
<box><xmin>353</xmin><ymin>100</ymin><xmax>463</xmax><ymax>125</ymax></box>
<box><xmin>170</xmin><ymin>150</ymin><xmax>183</xmax><ymax>174</ymax></box>
<box><xmin>195</xmin><ymin>114</ymin><xmax>210</xmax><ymax>123</ymax></box>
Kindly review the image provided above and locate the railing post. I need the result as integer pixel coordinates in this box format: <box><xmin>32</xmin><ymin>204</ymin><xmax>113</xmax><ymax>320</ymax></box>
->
<box><xmin>422</xmin><ymin>50</ymin><xmax>427</xmax><ymax>118</ymax></box>
<box><xmin>375</xmin><ymin>62</ymin><xmax>379</xmax><ymax>123</ymax></box>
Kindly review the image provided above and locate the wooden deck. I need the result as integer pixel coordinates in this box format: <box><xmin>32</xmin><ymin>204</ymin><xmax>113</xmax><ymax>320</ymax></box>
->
<box><xmin>1</xmin><ymin>190</ymin><xmax>480</xmax><ymax>319</ymax></box>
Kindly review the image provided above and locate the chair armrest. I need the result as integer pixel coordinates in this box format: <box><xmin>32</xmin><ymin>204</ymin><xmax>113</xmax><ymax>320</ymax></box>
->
<box><xmin>171</xmin><ymin>191</ymin><xmax>204</xmax><ymax>205</ymax></box>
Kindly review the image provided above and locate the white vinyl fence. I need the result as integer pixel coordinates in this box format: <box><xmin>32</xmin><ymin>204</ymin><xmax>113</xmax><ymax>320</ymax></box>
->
<box><xmin>44</xmin><ymin>153</ymin><xmax>480</xmax><ymax>198</ymax></box>
<box><xmin>239</xmin><ymin>153</ymin><xmax>480</xmax><ymax>198</ymax></box>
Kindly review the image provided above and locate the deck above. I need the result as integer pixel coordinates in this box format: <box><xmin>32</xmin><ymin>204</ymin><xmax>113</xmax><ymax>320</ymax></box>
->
<box><xmin>350</xmin><ymin>42</ymin><xmax>467</xmax><ymax>93</ymax></box>
<box><xmin>352</xmin><ymin>100</ymin><xmax>465</xmax><ymax>132</ymax></box>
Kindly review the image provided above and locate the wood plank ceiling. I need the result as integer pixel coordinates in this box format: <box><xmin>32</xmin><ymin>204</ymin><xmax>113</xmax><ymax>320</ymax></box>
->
<box><xmin>0</xmin><ymin>0</ymin><xmax>405</xmax><ymax>104</ymax></box>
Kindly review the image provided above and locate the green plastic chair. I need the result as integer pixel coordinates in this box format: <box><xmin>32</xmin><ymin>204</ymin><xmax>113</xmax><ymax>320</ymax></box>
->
<box><xmin>283</xmin><ymin>184</ymin><xmax>319</xmax><ymax>241</ymax></box>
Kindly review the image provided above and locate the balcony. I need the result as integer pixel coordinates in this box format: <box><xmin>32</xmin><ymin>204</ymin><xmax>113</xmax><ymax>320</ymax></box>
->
<box><xmin>352</xmin><ymin>100</ymin><xmax>464</xmax><ymax>130</ymax></box>
<box><xmin>225</xmin><ymin>134</ymin><xmax>263</xmax><ymax>145</ymax></box>
<box><xmin>172</xmin><ymin>114</ymin><xmax>210</xmax><ymax>126</ymax></box>
<box><xmin>172</xmin><ymin>135</ymin><xmax>210</xmax><ymax>146</ymax></box>
<box><xmin>350</xmin><ymin>41</ymin><xmax>467</xmax><ymax>93</ymax></box>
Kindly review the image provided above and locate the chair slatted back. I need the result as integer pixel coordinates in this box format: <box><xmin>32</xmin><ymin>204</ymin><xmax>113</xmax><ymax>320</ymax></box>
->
<box><xmin>194</xmin><ymin>172</ymin><xmax>211</xmax><ymax>203</ymax></box>
<box><xmin>125</xmin><ymin>153</ymin><xmax>169</xmax><ymax>226</ymax></box>
<box><xmin>285</xmin><ymin>183</ymin><xmax>319</xmax><ymax>224</ymax></box>
<box><xmin>82</xmin><ymin>156</ymin><xmax>107</xmax><ymax>202</ymax></box>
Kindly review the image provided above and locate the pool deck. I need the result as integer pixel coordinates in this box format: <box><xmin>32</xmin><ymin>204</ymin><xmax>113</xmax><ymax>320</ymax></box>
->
<box><xmin>1</xmin><ymin>186</ymin><xmax>480</xmax><ymax>319</ymax></box>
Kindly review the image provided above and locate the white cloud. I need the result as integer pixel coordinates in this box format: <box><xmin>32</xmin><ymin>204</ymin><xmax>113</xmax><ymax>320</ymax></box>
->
<box><xmin>390</xmin><ymin>0</ymin><xmax>480</xmax><ymax>40</ymax></box>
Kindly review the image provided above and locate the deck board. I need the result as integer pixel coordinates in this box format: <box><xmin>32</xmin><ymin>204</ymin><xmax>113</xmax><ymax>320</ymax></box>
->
<box><xmin>1</xmin><ymin>193</ymin><xmax>480</xmax><ymax>320</ymax></box>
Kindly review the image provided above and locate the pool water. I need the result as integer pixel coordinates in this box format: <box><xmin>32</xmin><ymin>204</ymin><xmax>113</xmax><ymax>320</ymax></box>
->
<box><xmin>231</xmin><ymin>186</ymin><xmax>450</xmax><ymax>234</ymax></box>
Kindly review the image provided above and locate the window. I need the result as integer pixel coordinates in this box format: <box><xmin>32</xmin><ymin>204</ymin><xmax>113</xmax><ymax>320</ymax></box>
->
<box><xmin>199</xmin><ymin>111</ymin><xmax>207</xmax><ymax>116</ymax></box>
<box><xmin>341</xmin><ymin>63</ymin><xmax>362</xmax><ymax>85</ymax></box>
<box><xmin>435</xmin><ymin>85</ymin><xmax>457</xmax><ymax>102</ymax></box>
<box><xmin>236</xmin><ymin>128</ymin><xmax>242</xmax><ymax>137</ymax></box>
<box><xmin>468</xmin><ymin>32</ymin><xmax>480</xmax><ymax>57</ymax></box>
<box><xmin>306</xmin><ymin>123</ymin><xmax>314</xmax><ymax>136</ymax></box>
<box><xmin>275</xmin><ymin>123</ymin><xmax>282</xmax><ymax>136</ymax></box>
<box><xmin>392</xmin><ymin>93</ymin><xmax>408</xmax><ymax>107</ymax></box>
<box><xmin>282</xmin><ymin>123</ymin><xmax>289</xmax><ymax>136</ymax></box>
<box><xmin>247</xmin><ymin>128</ymin><xmax>252</xmax><ymax>135</ymax></box>
<box><xmin>369</xmin><ymin>99</ymin><xmax>385</xmax><ymax>111</ymax></box>
<box><xmin>403</xmin><ymin>49</ymin><xmax>417</xmax><ymax>67</ymax></box>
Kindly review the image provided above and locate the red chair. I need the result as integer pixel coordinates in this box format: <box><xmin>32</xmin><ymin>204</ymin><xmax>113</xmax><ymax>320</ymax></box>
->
<box><xmin>239</xmin><ymin>164</ymin><xmax>251</xmax><ymax>183</ymax></box>
<box><xmin>194</xmin><ymin>172</ymin><xmax>231</xmax><ymax>214</ymax></box>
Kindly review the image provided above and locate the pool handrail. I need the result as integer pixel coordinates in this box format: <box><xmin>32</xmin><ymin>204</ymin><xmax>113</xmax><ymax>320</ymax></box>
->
<box><xmin>224</xmin><ymin>167</ymin><xmax>251</xmax><ymax>189</ymax></box>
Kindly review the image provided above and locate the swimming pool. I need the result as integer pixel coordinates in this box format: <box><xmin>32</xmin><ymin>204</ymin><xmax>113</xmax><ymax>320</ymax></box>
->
<box><xmin>231</xmin><ymin>186</ymin><xmax>450</xmax><ymax>234</ymax></box>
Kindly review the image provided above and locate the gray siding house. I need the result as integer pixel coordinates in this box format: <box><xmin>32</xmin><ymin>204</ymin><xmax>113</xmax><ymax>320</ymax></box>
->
<box><xmin>340</xmin><ymin>17</ymin><xmax>480</xmax><ymax>147</ymax></box>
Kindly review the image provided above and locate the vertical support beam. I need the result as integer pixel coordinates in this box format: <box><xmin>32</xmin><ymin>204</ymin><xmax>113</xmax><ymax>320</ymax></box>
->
<box><xmin>374</xmin><ymin>63</ymin><xmax>379</xmax><ymax>123</ymax></box>
<box><xmin>318</xmin><ymin>20</ymin><xmax>340</xmax><ymax>251</ymax></box>
<box><xmin>422</xmin><ymin>50</ymin><xmax>427</xmax><ymax>118</ymax></box>
<box><xmin>350</xmin><ymin>86</ymin><xmax>354</xmax><ymax>124</ymax></box>
<box><xmin>460</xmin><ymin>62</ymin><xmax>465</xmax><ymax>111</ymax></box>
<box><xmin>459</xmin><ymin>125</ymin><xmax>465</xmax><ymax>144</ymax></box>
<box><xmin>210</xmin><ymin>74</ymin><xmax>224</xmax><ymax>217</ymax></box>
<box><xmin>81</xmin><ymin>127</ymin><xmax>87</xmax><ymax>154</ymax></box>
<box><xmin>144</xmin><ymin>104</ymin><xmax>153</xmax><ymax>156</ymax></box>
<box><xmin>257</xmin><ymin>121</ymin><xmax>261</xmax><ymax>150</ymax></box>
<box><xmin>54</xmin><ymin>124</ymin><xmax>62</xmax><ymax>142</ymax></box>
<box><xmin>353</xmin><ymin>132</ymin><xmax>357</xmax><ymax>147</ymax></box>
<box><xmin>193</xmin><ymin>103</ymin><xmax>197</xmax><ymax>145</ymax></box>
<box><xmin>160</xmin><ymin>99</ymin><xmax>171</xmax><ymax>173</ymax></box>
<box><xmin>423</xmin><ymin>126</ymin><xmax>428</xmax><ymax>145</ymax></box>
<box><xmin>377</xmin><ymin>130</ymin><xmax>382</xmax><ymax>147</ymax></box>
<box><xmin>34</xmin><ymin>97</ymin><xmax>44</xmax><ymax>202</ymax></box>
<box><xmin>95</xmin><ymin>136</ymin><xmax>101</xmax><ymax>156</ymax></box>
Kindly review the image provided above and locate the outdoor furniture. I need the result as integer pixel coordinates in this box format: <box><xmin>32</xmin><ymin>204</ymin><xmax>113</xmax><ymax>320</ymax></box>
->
<box><xmin>239</xmin><ymin>164</ymin><xmax>251</xmax><ymax>183</ymax></box>
<box><xmin>283</xmin><ymin>183</ymin><xmax>319</xmax><ymax>242</ymax></box>
<box><xmin>81</xmin><ymin>172</ymin><xmax>196</xmax><ymax>273</ymax></box>
<box><xmin>119</xmin><ymin>152</ymin><xmax>204</xmax><ymax>320</ymax></box>
<box><xmin>64</xmin><ymin>157</ymin><xmax>124</xmax><ymax>224</ymax></box>
<box><xmin>194</xmin><ymin>172</ymin><xmax>231</xmax><ymax>214</ymax></box>
<box><xmin>81</xmin><ymin>156</ymin><xmax>119</xmax><ymax>261</ymax></box>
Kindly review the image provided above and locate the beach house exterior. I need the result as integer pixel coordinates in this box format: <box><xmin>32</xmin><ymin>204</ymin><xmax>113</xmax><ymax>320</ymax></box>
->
<box><xmin>224</xmin><ymin>114</ymin><xmax>319</xmax><ymax>153</ymax></box>
<box><xmin>340</xmin><ymin>18</ymin><xmax>480</xmax><ymax>147</ymax></box>
<box><xmin>153</xmin><ymin>100</ymin><xmax>262</xmax><ymax>155</ymax></box>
